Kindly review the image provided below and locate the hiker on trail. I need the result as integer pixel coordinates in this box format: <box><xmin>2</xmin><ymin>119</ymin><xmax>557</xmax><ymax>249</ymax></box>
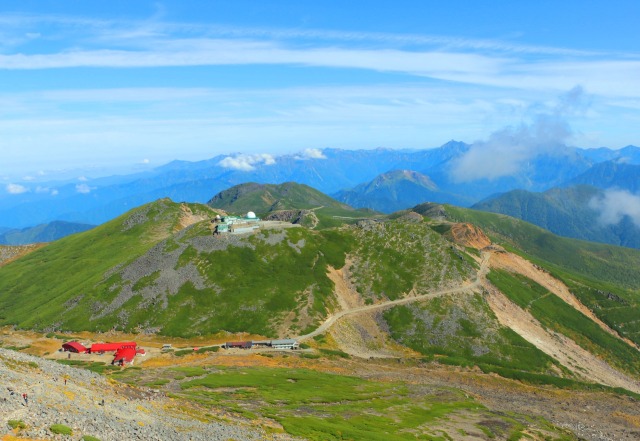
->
<box><xmin>64</xmin><ymin>378</ymin><xmax>67</xmax><ymax>385</ymax></box>
<box><xmin>22</xmin><ymin>393</ymin><xmax>27</xmax><ymax>405</ymax></box>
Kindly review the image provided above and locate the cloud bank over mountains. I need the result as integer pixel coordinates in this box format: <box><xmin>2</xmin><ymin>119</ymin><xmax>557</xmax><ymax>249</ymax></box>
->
<box><xmin>450</xmin><ymin>86</ymin><xmax>588</xmax><ymax>182</ymax></box>
<box><xmin>217</xmin><ymin>154</ymin><xmax>277</xmax><ymax>171</ymax></box>
<box><xmin>590</xmin><ymin>189</ymin><xmax>640</xmax><ymax>228</ymax></box>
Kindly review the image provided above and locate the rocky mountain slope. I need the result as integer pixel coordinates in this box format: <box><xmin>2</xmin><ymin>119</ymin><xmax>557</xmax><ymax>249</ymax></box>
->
<box><xmin>0</xmin><ymin>347</ymin><xmax>288</xmax><ymax>441</ymax></box>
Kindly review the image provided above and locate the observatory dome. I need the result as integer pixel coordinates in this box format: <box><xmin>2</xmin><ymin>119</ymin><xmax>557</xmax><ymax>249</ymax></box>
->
<box><xmin>246</xmin><ymin>211</ymin><xmax>257</xmax><ymax>219</ymax></box>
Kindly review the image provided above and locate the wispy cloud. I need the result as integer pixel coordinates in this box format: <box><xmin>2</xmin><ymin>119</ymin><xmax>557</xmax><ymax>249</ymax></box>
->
<box><xmin>217</xmin><ymin>153</ymin><xmax>276</xmax><ymax>171</ymax></box>
<box><xmin>6</xmin><ymin>183</ymin><xmax>28</xmax><ymax>194</ymax></box>
<box><xmin>75</xmin><ymin>183</ymin><xmax>93</xmax><ymax>194</ymax></box>
<box><xmin>589</xmin><ymin>189</ymin><xmax>640</xmax><ymax>228</ymax></box>
<box><xmin>1</xmin><ymin>15</ymin><xmax>639</xmax><ymax>99</ymax></box>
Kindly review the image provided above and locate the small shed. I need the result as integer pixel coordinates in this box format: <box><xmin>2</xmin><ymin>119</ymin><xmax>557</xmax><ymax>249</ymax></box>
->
<box><xmin>61</xmin><ymin>341</ymin><xmax>88</xmax><ymax>353</ymax></box>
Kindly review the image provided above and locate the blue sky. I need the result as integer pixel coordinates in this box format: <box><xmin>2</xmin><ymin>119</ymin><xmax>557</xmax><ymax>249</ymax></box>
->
<box><xmin>1</xmin><ymin>0</ymin><xmax>639</xmax><ymax>183</ymax></box>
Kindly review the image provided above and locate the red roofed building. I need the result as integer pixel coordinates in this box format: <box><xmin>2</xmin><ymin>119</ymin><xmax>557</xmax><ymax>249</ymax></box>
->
<box><xmin>89</xmin><ymin>342</ymin><xmax>136</xmax><ymax>354</ymax></box>
<box><xmin>61</xmin><ymin>341</ymin><xmax>87</xmax><ymax>353</ymax></box>
<box><xmin>113</xmin><ymin>347</ymin><xmax>137</xmax><ymax>365</ymax></box>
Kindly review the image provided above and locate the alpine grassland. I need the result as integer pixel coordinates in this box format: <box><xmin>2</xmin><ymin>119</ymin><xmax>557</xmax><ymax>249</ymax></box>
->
<box><xmin>207</xmin><ymin>182</ymin><xmax>377</xmax><ymax>229</ymax></box>
<box><xmin>524</xmin><ymin>263</ymin><xmax>640</xmax><ymax>347</ymax></box>
<box><xmin>131</xmin><ymin>365</ymin><xmax>575</xmax><ymax>441</ymax></box>
<box><xmin>348</xmin><ymin>214</ymin><xmax>477</xmax><ymax>302</ymax></box>
<box><xmin>427</xmin><ymin>204</ymin><xmax>640</xmax><ymax>349</ymax></box>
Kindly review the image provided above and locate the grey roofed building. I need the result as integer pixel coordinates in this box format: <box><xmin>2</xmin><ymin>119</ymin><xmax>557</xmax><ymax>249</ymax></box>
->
<box><xmin>270</xmin><ymin>339</ymin><xmax>299</xmax><ymax>349</ymax></box>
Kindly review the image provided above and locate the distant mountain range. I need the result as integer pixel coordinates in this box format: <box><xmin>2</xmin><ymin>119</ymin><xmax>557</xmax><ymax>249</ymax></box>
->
<box><xmin>333</xmin><ymin>169</ymin><xmax>469</xmax><ymax>213</ymax></box>
<box><xmin>0</xmin><ymin>221</ymin><xmax>95</xmax><ymax>245</ymax></box>
<box><xmin>472</xmin><ymin>161</ymin><xmax>640</xmax><ymax>249</ymax></box>
<box><xmin>1</xmin><ymin>142</ymin><xmax>639</xmax><ymax>246</ymax></box>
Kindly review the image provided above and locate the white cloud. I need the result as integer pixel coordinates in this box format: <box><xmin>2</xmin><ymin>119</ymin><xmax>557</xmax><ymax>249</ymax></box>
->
<box><xmin>450</xmin><ymin>87</ymin><xmax>584</xmax><ymax>182</ymax></box>
<box><xmin>75</xmin><ymin>183</ymin><xmax>92</xmax><ymax>194</ymax></box>
<box><xmin>6</xmin><ymin>183</ymin><xmax>28</xmax><ymax>194</ymax></box>
<box><xmin>35</xmin><ymin>186</ymin><xmax>59</xmax><ymax>195</ymax></box>
<box><xmin>78</xmin><ymin>176</ymin><xmax>88</xmax><ymax>181</ymax></box>
<box><xmin>589</xmin><ymin>189</ymin><xmax>640</xmax><ymax>228</ymax></box>
<box><xmin>217</xmin><ymin>153</ymin><xmax>276</xmax><ymax>171</ymax></box>
<box><xmin>295</xmin><ymin>148</ymin><xmax>326</xmax><ymax>160</ymax></box>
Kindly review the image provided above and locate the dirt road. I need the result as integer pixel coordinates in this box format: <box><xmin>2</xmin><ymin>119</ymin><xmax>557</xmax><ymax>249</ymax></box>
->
<box><xmin>296</xmin><ymin>252</ymin><xmax>490</xmax><ymax>342</ymax></box>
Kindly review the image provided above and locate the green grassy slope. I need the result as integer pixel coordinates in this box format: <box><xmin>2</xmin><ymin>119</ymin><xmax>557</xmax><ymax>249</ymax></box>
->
<box><xmin>426</xmin><ymin>203</ymin><xmax>640</xmax><ymax>289</ymax></box>
<box><xmin>208</xmin><ymin>182</ymin><xmax>352</xmax><ymax>213</ymax></box>
<box><xmin>0</xmin><ymin>201</ymin><xmax>476</xmax><ymax>338</ymax></box>
<box><xmin>111</xmin><ymin>365</ymin><xmax>577</xmax><ymax>441</ymax></box>
<box><xmin>348</xmin><ymin>214</ymin><xmax>477</xmax><ymax>302</ymax></box>
<box><xmin>488</xmin><ymin>270</ymin><xmax>640</xmax><ymax>377</ymax></box>
<box><xmin>0</xmin><ymin>199</ymin><xmax>213</xmax><ymax>329</ymax></box>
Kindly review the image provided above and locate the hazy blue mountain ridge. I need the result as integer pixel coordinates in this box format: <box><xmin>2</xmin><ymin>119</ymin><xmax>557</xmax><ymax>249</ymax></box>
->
<box><xmin>564</xmin><ymin>160</ymin><xmax>640</xmax><ymax>192</ymax></box>
<box><xmin>0</xmin><ymin>220</ymin><xmax>95</xmax><ymax>245</ymax></box>
<box><xmin>473</xmin><ymin>185</ymin><xmax>640</xmax><ymax>248</ymax></box>
<box><xmin>1</xmin><ymin>143</ymin><xmax>638</xmax><ymax>232</ymax></box>
<box><xmin>333</xmin><ymin>170</ymin><xmax>470</xmax><ymax>213</ymax></box>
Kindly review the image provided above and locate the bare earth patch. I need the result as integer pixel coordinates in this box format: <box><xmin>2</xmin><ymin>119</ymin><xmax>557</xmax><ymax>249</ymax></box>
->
<box><xmin>484</xmin><ymin>283</ymin><xmax>640</xmax><ymax>393</ymax></box>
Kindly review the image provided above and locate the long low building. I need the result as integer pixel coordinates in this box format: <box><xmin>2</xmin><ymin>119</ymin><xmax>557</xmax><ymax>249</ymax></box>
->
<box><xmin>90</xmin><ymin>342</ymin><xmax>136</xmax><ymax>353</ymax></box>
<box><xmin>270</xmin><ymin>339</ymin><xmax>299</xmax><ymax>350</ymax></box>
<box><xmin>222</xmin><ymin>339</ymin><xmax>299</xmax><ymax>350</ymax></box>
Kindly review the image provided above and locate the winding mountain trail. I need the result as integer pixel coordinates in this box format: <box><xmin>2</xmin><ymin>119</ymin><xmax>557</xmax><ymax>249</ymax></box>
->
<box><xmin>295</xmin><ymin>252</ymin><xmax>490</xmax><ymax>342</ymax></box>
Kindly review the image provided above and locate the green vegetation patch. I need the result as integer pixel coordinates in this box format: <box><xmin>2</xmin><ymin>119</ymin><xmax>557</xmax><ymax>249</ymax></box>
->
<box><xmin>0</xmin><ymin>199</ymin><xmax>213</xmax><ymax>332</ymax></box>
<box><xmin>50</xmin><ymin>423</ymin><xmax>73</xmax><ymax>435</ymax></box>
<box><xmin>384</xmin><ymin>293</ymin><xmax>562</xmax><ymax>377</ymax></box>
<box><xmin>349</xmin><ymin>218</ymin><xmax>476</xmax><ymax>302</ymax></box>
<box><xmin>170</xmin><ymin>366</ymin><xmax>207</xmax><ymax>377</ymax></box>
<box><xmin>135</xmin><ymin>226</ymin><xmax>352</xmax><ymax>337</ymax></box>
<box><xmin>8</xmin><ymin>419</ymin><xmax>26</xmax><ymax>430</ymax></box>
<box><xmin>55</xmin><ymin>359</ymin><xmax>121</xmax><ymax>374</ymax></box>
<box><xmin>171</xmin><ymin>366</ymin><xmax>570</xmax><ymax>441</ymax></box>
<box><xmin>545</xmin><ymin>272</ymin><xmax>640</xmax><ymax>347</ymax></box>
